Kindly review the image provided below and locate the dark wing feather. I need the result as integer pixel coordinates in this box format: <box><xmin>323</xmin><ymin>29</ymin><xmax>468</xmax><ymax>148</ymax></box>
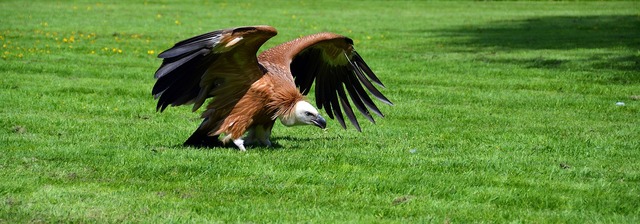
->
<box><xmin>288</xmin><ymin>34</ymin><xmax>393</xmax><ymax>131</ymax></box>
<box><xmin>353</xmin><ymin>52</ymin><xmax>384</xmax><ymax>86</ymax></box>
<box><xmin>152</xmin><ymin>26</ymin><xmax>277</xmax><ymax>112</ymax></box>
<box><xmin>157</xmin><ymin>31</ymin><xmax>224</xmax><ymax>59</ymax></box>
<box><xmin>336</xmin><ymin>80</ymin><xmax>360</xmax><ymax>131</ymax></box>
<box><xmin>153</xmin><ymin>48</ymin><xmax>217</xmax><ymax>111</ymax></box>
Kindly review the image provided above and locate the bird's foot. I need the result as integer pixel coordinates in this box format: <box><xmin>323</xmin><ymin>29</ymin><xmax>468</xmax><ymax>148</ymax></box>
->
<box><xmin>260</xmin><ymin>139</ymin><xmax>272</xmax><ymax>147</ymax></box>
<box><xmin>242</xmin><ymin>136</ymin><xmax>272</xmax><ymax>148</ymax></box>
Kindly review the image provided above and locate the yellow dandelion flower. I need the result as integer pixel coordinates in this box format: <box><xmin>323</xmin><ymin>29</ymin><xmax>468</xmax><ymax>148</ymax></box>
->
<box><xmin>63</xmin><ymin>38</ymin><xmax>68</xmax><ymax>43</ymax></box>
<box><xmin>175</xmin><ymin>20</ymin><xmax>181</xmax><ymax>25</ymax></box>
<box><xmin>90</xmin><ymin>50</ymin><xmax>95</xmax><ymax>54</ymax></box>
<box><xmin>147</xmin><ymin>50</ymin><xmax>155</xmax><ymax>55</ymax></box>
<box><xmin>117</xmin><ymin>49</ymin><xmax>122</xmax><ymax>53</ymax></box>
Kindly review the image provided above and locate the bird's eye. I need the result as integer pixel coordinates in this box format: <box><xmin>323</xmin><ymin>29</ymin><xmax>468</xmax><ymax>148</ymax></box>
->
<box><xmin>305</xmin><ymin>112</ymin><xmax>314</xmax><ymax>117</ymax></box>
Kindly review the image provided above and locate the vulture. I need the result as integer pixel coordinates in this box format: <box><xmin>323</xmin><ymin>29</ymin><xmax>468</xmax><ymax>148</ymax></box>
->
<box><xmin>152</xmin><ymin>25</ymin><xmax>392</xmax><ymax>151</ymax></box>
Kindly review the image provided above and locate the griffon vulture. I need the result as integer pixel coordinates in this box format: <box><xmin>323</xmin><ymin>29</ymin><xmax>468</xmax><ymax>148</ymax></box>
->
<box><xmin>152</xmin><ymin>25</ymin><xmax>392</xmax><ymax>151</ymax></box>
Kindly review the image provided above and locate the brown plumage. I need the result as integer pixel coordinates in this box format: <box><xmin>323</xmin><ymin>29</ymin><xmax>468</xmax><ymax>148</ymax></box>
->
<box><xmin>152</xmin><ymin>25</ymin><xmax>392</xmax><ymax>151</ymax></box>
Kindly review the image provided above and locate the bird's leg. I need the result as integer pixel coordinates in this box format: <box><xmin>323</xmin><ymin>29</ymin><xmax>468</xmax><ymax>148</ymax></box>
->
<box><xmin>242</xmin><ymin>125</ymin><xmax>272</xmax><ymax>147</ymax></box>
<box><xmin>243</xmin><ymin>127</ymin><xmax>257</xmax><ymax>146</ymax></box>
<box><xmin>258</xmin><ymin>126</ymin><xmax>272</xmax><ymax>147</ymax></box>
<box><xmin>252</xmin><ymin>125</ymin><xmax>272</xmax><ymax>147</ymax></box>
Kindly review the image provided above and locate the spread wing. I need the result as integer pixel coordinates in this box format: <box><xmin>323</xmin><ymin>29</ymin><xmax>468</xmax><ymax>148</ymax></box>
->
<box><xmin>261</xmin><ymin>33</ymin><xmax>392</xmax><ymax>131</ymax></box>
<box><xmin>152</xmin><ymin>26</ymin><xmax>277</xmax><ymax>112</ymax></box>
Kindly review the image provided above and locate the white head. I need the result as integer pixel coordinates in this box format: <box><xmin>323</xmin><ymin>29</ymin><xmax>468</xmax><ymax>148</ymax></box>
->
<box><xmin>279</xmin><ymin>101</ymin><xmax>327</xmax><ymax>129</ymax></box>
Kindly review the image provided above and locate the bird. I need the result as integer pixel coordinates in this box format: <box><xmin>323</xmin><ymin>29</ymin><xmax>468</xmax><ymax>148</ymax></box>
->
<box><xmin>152</xmin><ymin>25</ymin><xmax>392</xmax><ymax>151</ymax></box>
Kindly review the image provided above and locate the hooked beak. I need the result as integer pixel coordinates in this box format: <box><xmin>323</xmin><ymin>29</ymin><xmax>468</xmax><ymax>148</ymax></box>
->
<box><xmin>311</xmin><ymin>115</ymin><xmax>327</xmax><ymax>129</ymax></box>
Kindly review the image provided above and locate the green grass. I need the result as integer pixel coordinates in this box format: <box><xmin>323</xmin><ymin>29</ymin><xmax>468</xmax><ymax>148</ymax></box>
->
<box><xmin>2</xmin><ymin>0</ymin><xmax>639</xmax><ymax>222</ymax></box>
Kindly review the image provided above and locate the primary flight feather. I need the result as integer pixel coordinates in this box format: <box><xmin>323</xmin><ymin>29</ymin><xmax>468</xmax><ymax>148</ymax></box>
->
<box><xmin>152</xmin><ymin>25</ymin><xmax>392</xmax><ymax>151</ymax></box>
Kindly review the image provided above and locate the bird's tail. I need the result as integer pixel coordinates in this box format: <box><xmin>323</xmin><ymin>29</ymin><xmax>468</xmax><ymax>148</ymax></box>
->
<box><xmin>183</xmin><ymin>118</ymin><xmax>223</xmax><ymax>148</ymax></box>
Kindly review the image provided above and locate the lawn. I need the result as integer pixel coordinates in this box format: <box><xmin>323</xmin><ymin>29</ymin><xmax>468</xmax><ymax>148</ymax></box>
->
<box><xmin>1</xmin><ymin>0</ymin><xmax>639</xmax><ymax>223</ymax></box>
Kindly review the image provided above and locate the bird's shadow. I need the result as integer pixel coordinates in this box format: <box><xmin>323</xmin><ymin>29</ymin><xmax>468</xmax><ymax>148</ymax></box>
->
<box><xmin>154</xmin><ymin>135</ymin><xmax>345</xmax><ymax>152</ymax></box>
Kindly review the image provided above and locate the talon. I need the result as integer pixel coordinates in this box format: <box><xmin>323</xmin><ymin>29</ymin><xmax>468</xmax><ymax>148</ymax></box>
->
<box><xmin>262</xmin><ymin>139</ymin><xmax>272</xmax><ymax>147</ymax></box>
